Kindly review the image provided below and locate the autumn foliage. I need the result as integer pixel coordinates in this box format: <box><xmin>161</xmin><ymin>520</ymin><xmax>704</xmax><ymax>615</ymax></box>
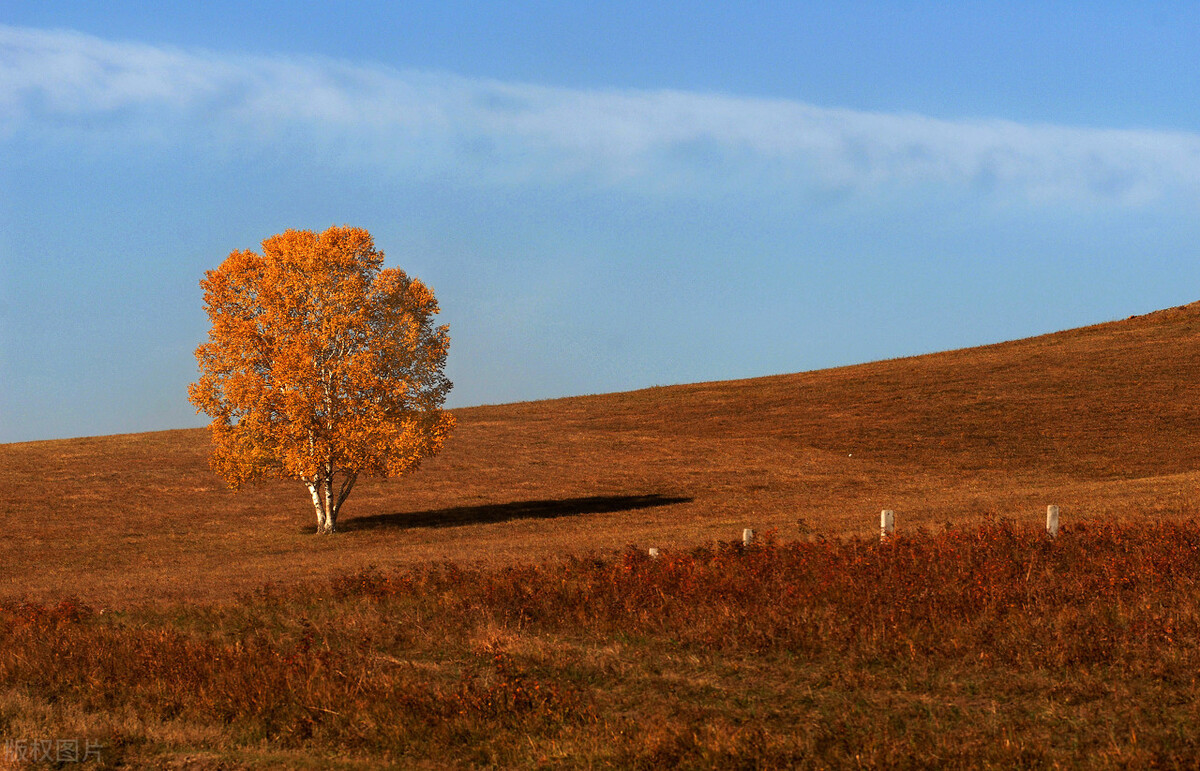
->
<box><xmin>188</xmin><ymin>226</ymin><xmax>454</xmax><ymax>533</ymax></box>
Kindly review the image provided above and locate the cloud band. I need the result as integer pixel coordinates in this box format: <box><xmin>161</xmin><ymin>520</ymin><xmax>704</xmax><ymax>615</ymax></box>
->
<box><xmin>3</xmin><ymin>24</ymin><xmax>1199</xmax><ymax>205</ymax></box>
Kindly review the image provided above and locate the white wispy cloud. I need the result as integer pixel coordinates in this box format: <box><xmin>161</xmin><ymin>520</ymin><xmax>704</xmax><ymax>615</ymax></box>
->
<box><xmin>4</xmin><ymin>24</ymin><xmax>1200</xmax><ymax>205</ymax></box>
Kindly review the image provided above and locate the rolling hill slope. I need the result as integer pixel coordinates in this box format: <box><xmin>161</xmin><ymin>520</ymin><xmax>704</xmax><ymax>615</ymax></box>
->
<box><xmin>5</xmin><ymin>302</ymin><xmax>1200</xmax><ymax>605</ymax></box>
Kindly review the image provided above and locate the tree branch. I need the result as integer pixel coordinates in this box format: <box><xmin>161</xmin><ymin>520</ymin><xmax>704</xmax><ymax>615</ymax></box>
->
<box><xmin>336</xmin><ymin>472</ymin><xmax>359</xmax><ymax>509</ymax></box>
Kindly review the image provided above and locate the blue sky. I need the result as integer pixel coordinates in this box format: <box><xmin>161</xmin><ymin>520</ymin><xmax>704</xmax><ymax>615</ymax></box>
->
<box><xmin>3</xmin><ymin>2</ymin><xmax>1200</xmax><ymax>442</ymax></box>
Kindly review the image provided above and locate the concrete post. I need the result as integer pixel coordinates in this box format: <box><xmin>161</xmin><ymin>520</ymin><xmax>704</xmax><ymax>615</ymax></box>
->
<box><xmin>881</xmin><ymin>509</ymin><xmax>895</xmax><ymax>541</ymax></box>
<box><xmin>1046</xmin><ymin>505</ymin><xmax>1059</xmax><ymax>537</ymax></box>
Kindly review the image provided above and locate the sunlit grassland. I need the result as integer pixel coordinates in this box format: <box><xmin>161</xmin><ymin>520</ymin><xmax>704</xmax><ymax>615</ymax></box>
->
<box><xmin>5</xmin><ymin>302</ymin><xmax>1200</xmax><ymax>766</ymax></box>
<box><xmin>5</xmin><ymin>303</ymin><xmax>1200</xmax><ymax>607</ymax></box>
<box><xmin>4</xmin><ymin>521</ymin><xmax>1200</xmax><ymax>767</ymax></box>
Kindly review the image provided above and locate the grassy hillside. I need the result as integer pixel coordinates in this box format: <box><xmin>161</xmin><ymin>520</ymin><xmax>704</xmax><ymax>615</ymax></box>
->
<box><xmin>4</xmin><ymin>303</ymin><xmax>1200</xmax><ymax>606</ymax></box>
<box><xmin>6</xmin><ymin>303</ymin><xmax>1200</xmax><ymax>768</ymax></box>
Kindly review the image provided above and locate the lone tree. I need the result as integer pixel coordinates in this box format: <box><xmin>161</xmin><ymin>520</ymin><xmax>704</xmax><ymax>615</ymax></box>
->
<box><xmin>188</xmin><ymin>225</ymin><xmax>454</xmax><ymax>534</ymax></box>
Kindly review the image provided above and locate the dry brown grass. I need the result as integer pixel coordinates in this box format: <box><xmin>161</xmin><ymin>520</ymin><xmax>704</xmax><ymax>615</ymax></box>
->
<box><xmin>5</xmin><ymin>522</ymin><xmax>1200</xmax><ymax>768</ymax></box>
<box><xmin>4</xmin><ymin>302</ymin><xmax>1200</xmax><ymax>606</ymax></box>
<box><xmin>6</xmin><ymin>303</ymin><xmax>1200</xmax><ymax>768</ymax></box>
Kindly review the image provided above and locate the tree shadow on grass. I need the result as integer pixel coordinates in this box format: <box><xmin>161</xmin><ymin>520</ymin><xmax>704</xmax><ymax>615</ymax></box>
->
<box><xmin>339</xmin><ymin>493</ymin><xmax>693</xmax><ymax>532</ymax></box>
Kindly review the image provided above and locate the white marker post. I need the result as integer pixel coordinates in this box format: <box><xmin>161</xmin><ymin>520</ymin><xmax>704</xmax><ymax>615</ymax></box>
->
<box><xmin>648</xmin><ymin>547</ymin><xmax>660</xmax><ymax>558</ymax></box>
<box><xmin>743</xmin><ymin>528</ymin><xmax>755</xmax><ymax>546</ymax></box>
<box><xmin>881</xmin><ymin>510</ymin><xmax>895</xmax><ymax>541</ymax></box>
<box><xmin>1046</xmin><ymin>505</ymin><xmax>1059</xmax><ymax>537</ymax></box>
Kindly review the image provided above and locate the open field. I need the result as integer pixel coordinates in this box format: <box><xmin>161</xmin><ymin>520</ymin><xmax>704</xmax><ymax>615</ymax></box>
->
<box><xmin>5</xmin><ymin>303</ymin><xmax>1200</xmax><ymax>767</ymax></box>
<box><xmin>4</xmin><ymin>522</ymin><xmax>1200</xmax><ymax>767</ymax></box>
<box><xmin>4</xmin><ymin>302</ymin><xmax>1200</xmax><ymax>606</ymax></box>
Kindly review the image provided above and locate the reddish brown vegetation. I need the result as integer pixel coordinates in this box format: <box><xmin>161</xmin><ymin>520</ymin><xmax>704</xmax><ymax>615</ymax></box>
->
<box><xmin>2</xmin><ymin>521</ymin><xmax>1199</xmax><ymax>766</ymax></box>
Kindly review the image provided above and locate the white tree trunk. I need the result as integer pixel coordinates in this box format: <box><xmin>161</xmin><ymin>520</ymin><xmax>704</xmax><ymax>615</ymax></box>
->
<box><xmin>308</xmin><ymin>480</ymin><xmax>330</xmax><ymax>534</ymax></box>
<box><xmin>307</xmin><ymin>467</ymin><xmax>357</xmax><ymax>534</ymax></box>
<box><xmin>323</xmin><ymin>472</ymin><xmax>336</xmax><ymax>533</ymax></box>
